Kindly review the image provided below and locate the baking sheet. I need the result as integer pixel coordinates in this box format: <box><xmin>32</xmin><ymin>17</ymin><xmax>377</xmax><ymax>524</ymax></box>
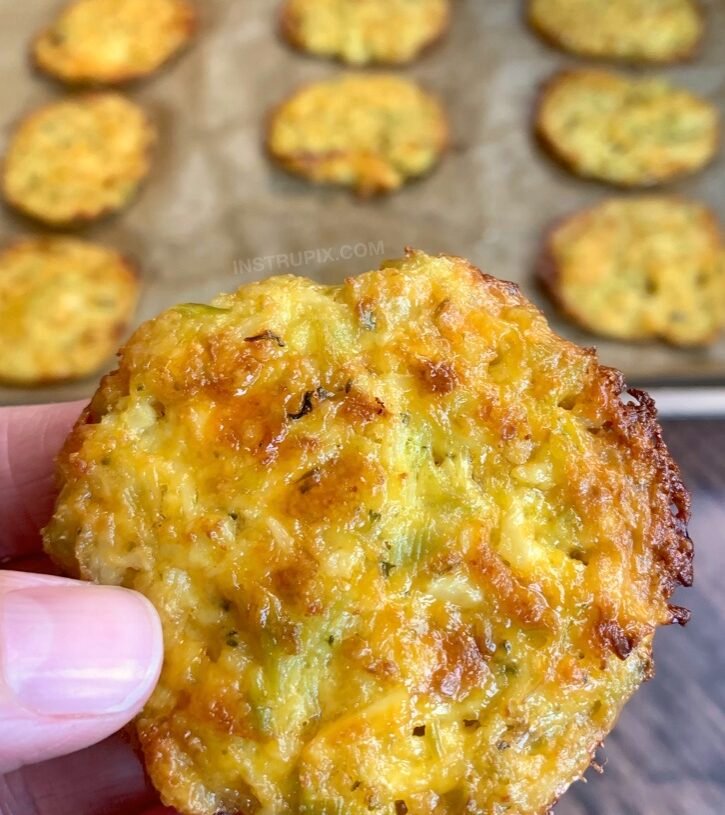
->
<box><xmin>0</xmin><ymin>0</ymin><xmax>724</xmax><ymax>409</ymax></box>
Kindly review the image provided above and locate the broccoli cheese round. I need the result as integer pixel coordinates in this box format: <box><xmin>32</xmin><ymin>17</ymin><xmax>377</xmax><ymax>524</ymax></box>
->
<box><xmin>2</xmin><ymin>94</ymin><xmax>155</xmax><ymax>226</ymax></box>
<box><xmin>267</xmin><ymin>75</ymin><xmax>448</xmax><ymax>195</ymax></box>
<box><xmin>528</xmin><ymin>0</ymin><xmax>703</xmax><ymax>63</ymax></box>
<box><xmin>536</xmin><ymin>69</ymin><xmax>719</xmax><ymax>188</ymax></box>
<box><xmin>280</xmin><ymin>0</ymin><xmax>450</xmax><ymax>66</ymax></box>
<box><xmin>539</xmin><ymin>197</ymin><xmax>725</xmax><ymax>346</ymax></box>
<box><xmin>0</xmin><ymin>236</ymin><xmax>139</xmax><ymax>385</ymax></box>
<box><xmin>33</xmin><ymin>0</ymin><xmax>197</xmax><ymax>86</ymax></box>
<box><xmin>44</xmin><ymin>250</ymin><xmax>693</xmax><ymax>815</ymax></box>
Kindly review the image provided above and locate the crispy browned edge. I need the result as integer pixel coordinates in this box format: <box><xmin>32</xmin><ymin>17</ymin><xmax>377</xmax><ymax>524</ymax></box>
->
<box><xmin>0</xmin><ymin>93</ymin><xmax>157</xmax><ymax>228</ymax></box>
<box><xmin>535</xmin><ymin>198</ymin><xmax>725</xmax><ymax>348</ymax></box>
<box><xmin>0</xmin><ymin>234</ymin><xmax>141</xmax><ymax>387</ymax></box>
<box><xmin>51</xmin><ymin>247</ymin><xmax>693</xmax><ymax>814</ymax></box>
<box><xmin>277</xmin><ymin>0</ymin><xmax>452</xmax><ymax>67</ymax></box>
<box><xmin>432</xmin><ymin>247</ymin><xmax>694</xmax><ymax>600</ymax></box>
<box><xmin>30</xmin><ymin>0</ymin><xmax>199</xmax><ymax>87</ymax></box>
<box><xmin>525</xmin><ymin>0</ymin><xmax>705</xmax><ymax>65</ymax></box>
<box><xmin>426</xmin><ymin>250</ymin><xmax>693</xmax><ymax>814</ymax></box>
<box><xmin>263</xmin><ymin>80</ymin><xmax>450</xmax><ymax>197</ymax></box>
<box><xmin>532</xmin><ymin>68</ymin><xmax>721</xmax><ymax>190</ymax></box>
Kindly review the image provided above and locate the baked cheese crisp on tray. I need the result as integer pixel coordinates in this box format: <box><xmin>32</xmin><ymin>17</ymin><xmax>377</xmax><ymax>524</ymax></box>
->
<box><xmin>267</xmin><ymin>75</ymin><xmax>448</xmax><ymax>196</ymax></box>
<box><xmin>535</xmin><ymin>69</ymin><xmax>719</xmax><ymax>188</ymax></box>
<box><xmin>44</xmin><ymin>250</ymin><xmax>693</xmax><ymax>815</ymax></box>
<box><xmin>280</xmin><ymin>0</ymin><xmax>450</xmax><ymax>66</ymax></box>
<box><xmin>539</xmin><ymin>197</ymin><xmax>725</xmax><ymax>347</ymax></box>
<box><xmin>0</xmin><ymin>237</ymin><xmax>139</xmax><ymax>385</ymax></box>
<box><xmin>528</xmin><ymin>0</ymin><xmax>704</xmax><ymax>63</ymax></box>
<box><xmin>33</xmin><ymin>0</ymin><xmax>197</xmax><ymax>85</ymax></box>
<box><xmin>2</xmin><ymin>93</ymin><xmax>155</xmax><ymax>226</ymax></box>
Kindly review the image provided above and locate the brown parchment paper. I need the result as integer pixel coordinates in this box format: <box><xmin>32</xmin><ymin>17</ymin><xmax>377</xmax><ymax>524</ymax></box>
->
<box><xmin>0</xmin><ymin>0</ymin><xmax>724</xmax><ymax>407</ymax></box>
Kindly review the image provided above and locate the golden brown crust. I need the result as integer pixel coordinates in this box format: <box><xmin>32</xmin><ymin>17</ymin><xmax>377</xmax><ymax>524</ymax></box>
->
<box><xmin>0</xmin><ymin>236</ymin><xmax>139</xmax><ymax>385</ymax></box>
<box><xmin>535</xmin><ymin>68</ymin><xmax>719</xmax><ymax>188</ymax></box>
<box><xmin>538</xmin><ymin>197</ymin><xmax>725</xmax><ymax>347</ymax></box>
<box><xmin>1</xmin><ymin>93</ymin><xmax>156</xmax><ymax>226</ymax></box>
<box><xmin>279</xmin><ymin>0</ymin><xmax>450</xmax><ymax>66</ymax></box>
<box><xmin>45</xmin><ymin>249</ymin><xmax>691</xmax><ymax>815</ymax></box>
<box><xmin>32</xmin><ymin>0</ymin><xmax>198</xmax><ymax>86</ymax></box>
<box><xmin>527</xmin><ymin>0</ymin><xmax>704</xmax><ymax>64</ymax></box>
<box><xmin>266</xmin><ymin>75</ymin><xmax>448</xmax><ymax>196</ymax></box>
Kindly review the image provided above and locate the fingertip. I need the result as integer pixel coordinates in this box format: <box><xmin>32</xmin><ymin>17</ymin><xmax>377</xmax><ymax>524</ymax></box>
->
<box><xmin>0</xmin><ymin>572</ymin><xmax>163</xmax><ymax>772</ymax></box>
<box><xmin>0</xmin><ymin>401</ymin><xmax>86</xmax><ymax>559</ymax></box>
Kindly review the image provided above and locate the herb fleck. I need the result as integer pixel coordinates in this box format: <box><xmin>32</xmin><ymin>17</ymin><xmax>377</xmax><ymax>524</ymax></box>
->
<box><xmin>380</xmin><ymin>561</ymin><xmax>396</xmax><ymax>578</ymax></box>
<box><xmin>288</xmin><ymin>391</ymin><xmax>314</xmax><ymax>420</ymax></box>
<box><xmin>244</xmin><ymin>330</ymin><xmax>285</xmax><ymax>347</ymax></box>
<box><xmin>298</xmin><ymin>468</ymin><xmax>322</xmax><ymax>494</ymax></box>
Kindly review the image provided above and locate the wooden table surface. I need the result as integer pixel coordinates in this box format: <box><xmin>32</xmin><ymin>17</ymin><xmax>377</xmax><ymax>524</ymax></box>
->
<box><xmin>557</xmin><ymin>421</ymin><xmax>725</xmax><ymax>815</ymax></box>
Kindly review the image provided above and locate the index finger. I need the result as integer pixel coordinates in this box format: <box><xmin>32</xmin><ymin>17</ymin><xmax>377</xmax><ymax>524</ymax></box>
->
<box><xmin>0</xmin><ymin>401</ymin><xmax>85</xmax><ymax>562</ymax></box>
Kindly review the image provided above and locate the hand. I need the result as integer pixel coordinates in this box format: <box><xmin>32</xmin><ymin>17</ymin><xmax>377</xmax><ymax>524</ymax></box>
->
<box><xmin>0</xmin><ymin>402</ymin><xmax>167</xmax><ymax>815</ymax></box>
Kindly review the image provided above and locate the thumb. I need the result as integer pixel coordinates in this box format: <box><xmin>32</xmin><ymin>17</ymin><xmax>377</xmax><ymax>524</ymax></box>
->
<box><xmin>0</xmin><ymin>571</ymin><xmax>163</xmax><ymax>772</ymax></box>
